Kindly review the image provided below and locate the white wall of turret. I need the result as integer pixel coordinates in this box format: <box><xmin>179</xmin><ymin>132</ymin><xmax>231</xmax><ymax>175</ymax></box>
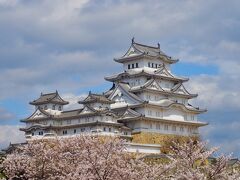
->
<box><xmin>88</xmin><ymin>103</ymin><xmax>110</xmax><ymax>110</ymax></box>
<box><xmin>127</xmin><ymin>120</ymin><xmax>199</xmax><ymax>136</ymax></box>
<box><xmin>35</xmin><ymin>103</ymin><xmax>63</xmax><ymax>111</ymax></box>
<box><xmin>123</xmin><ymin>59</ymin><xmax>170</xmax><ymax>72</ymax></box>
<box><xmin>27</xmin><ymin>124</ymin><xmax>131</xmax><ymax>139</ymax></box>
<box><xmin>138</xmin><ymin>91</ymin><xmax>189</xmax><ymax>105</ymax></box>
<box><xmin>123</xmin><ymin>77</ymin><xmax>147</xmax><ymax>87</ymax></box>
<box><xmin>135</xmin><ymin>107</ymin><xmax>197</xmax><ymax>122</ymax></box>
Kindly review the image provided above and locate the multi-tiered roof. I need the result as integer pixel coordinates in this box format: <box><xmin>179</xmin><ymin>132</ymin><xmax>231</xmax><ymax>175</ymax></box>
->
<box><xmin>104</xmin><ymin>39</ymin><xmax>207</xmax><ymax>133</ymax></box>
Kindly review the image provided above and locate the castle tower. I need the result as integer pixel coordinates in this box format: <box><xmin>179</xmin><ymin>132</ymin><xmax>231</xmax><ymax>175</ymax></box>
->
<box><xmin>104</xmin><ymin>39</ymin><xmax>207</xmax><ymax>141</ymax></box>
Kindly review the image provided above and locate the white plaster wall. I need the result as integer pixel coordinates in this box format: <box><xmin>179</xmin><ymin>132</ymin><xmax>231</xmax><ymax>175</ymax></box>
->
<box><xmin>132</xmin><ymin>120</ymin><xmax>197</xmax><ymax>136</ymax></box>
<box><xmin>126</xmin><ymin>143</ymin><xmax>161</xmax><ymax>154</ymax></box>
<box><xmin>123</xmin><ymin>59</ymin><xmax>145</xmax><ymax>70</ymax></box>
<box><xmin>159</xmin><ymin>80</ymin><xmax>174</xmax><ymax>90</ymax></box>
<box><xmin>123</xmin><ymin>58</ymin><xmax>171</xmax><ymax>71</ymax></box>
<box><xmin>164</xmin><ymin>109</ymin><xmax>185</xmax><ymax>121</ymax></box>
<box><xmin>139</xmin><ymin>92</ymin><xmax>167</xmax><ymax>102</ymax></box>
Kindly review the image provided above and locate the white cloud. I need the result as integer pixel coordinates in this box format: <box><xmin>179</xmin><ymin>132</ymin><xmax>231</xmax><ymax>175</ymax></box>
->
<box><xmin>187</xmin><ymin>74</ymin><xmax>240</xmax><ymax>111</ymax></box>
<box><xmin>62</xmin><ymin>93</ymin><xmax>87</xmax><ymax>110</ymax></box>
<box><xmin>0</xmin><ymin>125</ymin><xmax>25</xmax><ymax>149</ymax></box>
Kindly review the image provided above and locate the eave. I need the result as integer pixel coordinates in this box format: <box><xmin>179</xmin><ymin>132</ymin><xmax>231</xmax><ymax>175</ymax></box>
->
<box><xmin>114</xmin><ymin>54</ymin><xmax>178</xmax><ymax>64</ymax></box>
<box><xmin>21</xmin><ymin>121</ymin><xmax>125</xmax><ymax>132</ymax></box>
<box><xmin>118</xmin><ymin>116</ymin><xmax>208</xmax><ymax>127</ymax></box>
<box><xmin>130</xmin><ymin>87</ymin><xmax>198</xmax><ymax>99</ymax></box>
<box><xmin>104</xmin><ymin>71</ymin><xmax>189</xmax><ymax>83</ymax></box>
<box><xmin>144</xmin><ymin>102</ymin><xmax>207</xmax><ymax>114</ymax></box>
<box><xmin>29</xmin><ymin>101</ymin><xmax>69</xmax><ymax>105</ymax></box>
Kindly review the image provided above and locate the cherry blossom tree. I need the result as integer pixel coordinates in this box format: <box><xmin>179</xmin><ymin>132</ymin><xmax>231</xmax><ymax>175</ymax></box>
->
<box><xmin>169</xmin><ymin>139</ymin><xmax>240</xmax><ymax>180</ymax></box>
<box><xmin>1</xmin><ymin>136</ymin><xmax>239</xmax><ymax>180</ymax></box>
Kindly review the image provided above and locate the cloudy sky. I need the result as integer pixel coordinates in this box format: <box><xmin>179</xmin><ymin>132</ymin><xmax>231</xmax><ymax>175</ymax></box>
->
<box><xmin>0</xmin><ymin>0</ymin><xmax>239</xmax><ymax>156</ymax></box>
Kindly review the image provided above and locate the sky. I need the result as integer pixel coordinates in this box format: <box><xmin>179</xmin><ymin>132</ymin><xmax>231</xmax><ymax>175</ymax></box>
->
<box><xmin>0</xmin><ymin>0</ymin><xmax>239</xmax><ymax>156</ymax></box>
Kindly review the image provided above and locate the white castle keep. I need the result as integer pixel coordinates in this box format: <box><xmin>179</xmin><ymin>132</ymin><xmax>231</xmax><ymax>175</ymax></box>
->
<box><xmin>20</xmin><ymin>39</ymin><xmax>207</xmax><ymax>153</ymax></box>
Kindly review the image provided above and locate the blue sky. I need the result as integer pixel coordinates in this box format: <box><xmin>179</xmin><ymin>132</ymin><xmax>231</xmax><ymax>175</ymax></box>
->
<box><xmin>0</xmin><ymin>0</ymin><xmax>239</xmax><ymax>157</ymax></box>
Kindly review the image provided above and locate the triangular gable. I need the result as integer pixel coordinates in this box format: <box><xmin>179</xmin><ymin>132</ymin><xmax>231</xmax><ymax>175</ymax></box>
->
<box><xmin>154</xmin><ymin>66</ymin><xmax>174</xmax><ymax>78</ymax></box>
<box><xmin>123</xmin><ymin>45</ymin><xmax>143</xmax><ymax>58</ymax></box>
<box><xmin>121</xmin><ymin>108</ymin><xmax>141</xmax><ymax>119</ymax></box>
<box><xmin>80</xmin><ymin>105</ymin><xmax>96</xmax><ymax>114</ymax></box>
<box><xmin>27</xmin><ymin>108</ymin><xmax>50</xmax><ymax>120</ymax></box>
<box><xmin>109</xmin><ymin>84</ymin><xmax>143</xmax><ymax>105</ymax></box>
<box><xmin>144</xmin><ymin>79</ymin><xmax>164</xmax><ymax>91</ymax></box>
<box><xmin>171</xmin><ymin>83</ymin><xmax>191</xmax><ymax>95</ymax></box>
<box><xmin>51</xmin><ymin>95</ymin><xmax>62</xmax><ymax>102</ymax></box>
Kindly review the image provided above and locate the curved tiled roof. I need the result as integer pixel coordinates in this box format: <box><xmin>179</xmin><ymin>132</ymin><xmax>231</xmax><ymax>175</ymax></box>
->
<box><xmin>78</xmin><ymin>92</ymin><xmax>114</xmax><ymax>104</ymax></box>
<box><xmin>130</xmin><ymin>79</ymin><xmax>197</xmax><ymax>99</ymax></box>
<box><xmin>30</xmin><ymin>91</ymin><xmax>69</xmax><ymax>105</ymax></box>
<box><xmin>105</xmin><ymin>67</ymin><xmax>188</xmax><ymax>82</ymax></box>
<box><xmin>114</xmin><ymin>40</ymin><xmax>178</xmax><ymax>64</ymax></box>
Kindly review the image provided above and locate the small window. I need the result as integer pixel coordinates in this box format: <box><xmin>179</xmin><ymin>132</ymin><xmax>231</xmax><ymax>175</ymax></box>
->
<box><xmin>148</xmin><ymin>62</ymin><xmax>151</xmax><ymax>67</ymax></box>
<box><xmin>164</xmin><ymin>125</ymin><xmax>168</xmax><ymax>131</ymax></box>
<box><xmin>124</xmin><ymin>132</ymin><xmax>128</xmax><ymax>135</ymax></box>
<box><xmin>103</xmin><ymin>127</ymin><xmax>106</xmax><ymax>131</ymax></box>
<box><xmin>81</xmin><ymin>128</ymin><xmax>85</xmax><ymax>132</ymax></box>
<box><xmin>184</xmin><ymin>114</ymin><xmax>187</xmax><ymax>121</ymax></box>
<box><xmin>63</xmin><ymin>130</ymin><xmax>67</xmax><ymax>135</ymax></box>
<box><xmin>74</xmin><ymin>129</ymin><xmax>77</xmax><ymax>134</ymax></box>
<box><xmin>191</xmin><ymin>115</ymin><xmax>194</xmax><ymax>121</ymax></box>
<box><xmin>147</xmin><ymin>110</ymin><xmax>152</xmax><ymax>116</ymax></box>
<box><xmin>58</xmin><ymin>106</ymin><xmax>62</xmax><ymax>111</ymax></box>
<box><xmin>39</xmin><ymin>131</ymin><xmax>43</xmax><ymax>135</ymax></box>
<box><xmin>155</xmin><ymin>64</ymin><xmax>158</xmax><ymax>68</ymax></box>
<box><xmin>128</xmin><ymin>64</ymin><xmax>131</xmax><ymax>69</ymax></box>
<box><xmin>32</xmin><ymin>132</ymin><xmax>34</xmax><ymax>136</ymax></box>
<box><xmin>132</xmin><ymin>64</ymin><xmax>134</xmax><ymax>68</ymax></box>
<box><xmin>136</xmin><ymin>63</ymin><xmax>139</xmax><ymax>68</ymax></box>
<box><xmin>109</xmin><ymin>128</ymin><xmax>111</xmax><ymax>132</ymax></box>
<box><xmin>44</xmin><ymin>105</ymin><xmax>47</xmax><ymax>110</ymax></box>
<box><xmin>152</xmin><ymin>63</ymin><xmax>154</xmax><ymax>68</ymax></box>
<box><xmin>67</xmin><ymin>120</ymin><xmax>71</xmax><ymax>124</ymax></box>
<box><xmin>149</xmin><ymin>123</ymin><xmax>152</xmax><ymax>129</ymax></box>
<box><xmin>52</xmin><ymin>105</ymin><xmax>55</xmax><ymax>110</ymax></box>
<box><xmin>180</xmin><ymin>127</ymin><xmax>184</xmax><ymax>132</ymax></box>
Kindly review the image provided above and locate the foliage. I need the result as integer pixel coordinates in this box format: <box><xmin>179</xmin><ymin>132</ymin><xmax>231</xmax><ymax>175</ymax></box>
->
<box><xmin>1</xmin><ymin>136</ymin><xmax>240</xmax><ymax>180</ymax></box>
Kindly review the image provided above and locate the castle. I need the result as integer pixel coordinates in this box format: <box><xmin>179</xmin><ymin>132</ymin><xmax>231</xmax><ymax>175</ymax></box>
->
<box><xmin>20</xmin><ymin>39</ymin><xmax>207</xmax><ymax>153</ymax></box>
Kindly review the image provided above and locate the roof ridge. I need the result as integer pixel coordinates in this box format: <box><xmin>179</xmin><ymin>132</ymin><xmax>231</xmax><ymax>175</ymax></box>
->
<box><xmin>62</xmin><ymin>108</ymin><xmax>83</xmax><ymax>113</ymax></box>
<box><xmin>41</xmin><ymin>92</ymin><xmax>57</xmax><ymax>96</ymax></box>
<box><xmin>133</xmin><ymin>42</ymin><xmax>159</xmax><ymax>49</ymax></box>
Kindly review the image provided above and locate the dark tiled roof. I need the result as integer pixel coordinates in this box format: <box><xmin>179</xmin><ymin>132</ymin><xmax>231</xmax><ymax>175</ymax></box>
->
<box><xmin>30</xmin><ymin>91</ymin><xmax>69</xmax><ymax>105</ymax></box>
<box><xmin>114</xmin><ymin>40</ymin><xmax>178</xmax><ymax>64</ymax></box>
<box><xmin>132</xmin><ymin>42</ymin><xmax>164</xmax><ymax>57</ymax></box>
<box><xmin>79</xmin><ymin>92</ymin><xmax>114</xmax><ymax>104</ymax></box>
<box><xmin>105</xmin><ymin>68</ymin><xmax>188</xmax><ymax>82</ymax></box>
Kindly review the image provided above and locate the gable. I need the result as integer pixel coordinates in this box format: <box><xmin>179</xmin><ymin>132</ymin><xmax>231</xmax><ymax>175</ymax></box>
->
<box><xmin>155</xmin><ymin>67</ymin><xmax>174</xmax><ymax>78</ymax></box>
<box><xmin>80</xmin><ymin>105</ymin><xmax>95</xmax><ymax>114</ymax></box>
<box><xmin>27</xmin><ymin>109</ymin><xmax>49</xmax><ymax>120</ymax></box>
<box><xmin>123</xmin><ymin>45</ymin><xmax>142</xmax><ymax>58</ymax></box>
<box><xmin>173</xmin><ymin>84</ymin><xmax>191</xmax><ymax>95</ymax></box>
<box><xmin>147</xmin><ymin>80</ymin><xmax>163</xmax><ymax>91</ymax></box>
<box><xmin>121</xmin><ymin>109</ymin><xmax>141</xmax><ymax>119</ymax></box>
<box><xmin>109</xmin><ymin>85</ymin><xmax>142</xmax><ymax>105</ymax></box>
